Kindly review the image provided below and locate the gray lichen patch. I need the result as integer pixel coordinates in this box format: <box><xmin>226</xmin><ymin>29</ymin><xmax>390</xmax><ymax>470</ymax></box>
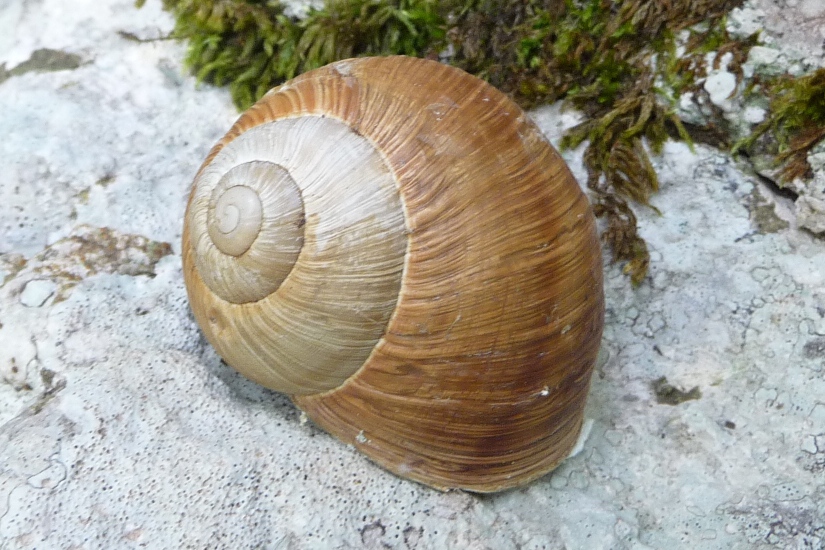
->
<box><xmin>751</xmin><ymin>201</ymin><xmax>789</xmax><ymax>233</ymax></box>
<box><xmin>0</xmin><ymin>48</ymin><xmax>84</xmax><ymax>84</ymax></box>
<box><xmin>803</xmin><ymin>337</ymin><xmax>825</xmax><ymax>359</ymax></box>
<box><xmin>745</xmin><ymin>186</ymin><xmax>791</xmax><ymax>234</ymax></box>
<box><xmin>3</xmin><ymin>225</ymin><xmax>172</xmax><ymax>304</ymax></box>
<box><xmin>0</xmin><ymin>253</ymin><xmax>27</xmax><ymax>287</ymax></box>
<box><xmin>95</xmin><ymin>174</ymin><xmax>116</xmax><ymax>187</ymax></box>
<box><xmin>652</xmin><ymin>376</ymin><xmax>702</xmax><ymax>405</ymax></box>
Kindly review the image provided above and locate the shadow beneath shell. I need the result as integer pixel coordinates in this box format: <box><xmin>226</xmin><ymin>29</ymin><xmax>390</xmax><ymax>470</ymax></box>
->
<box><xmin>197</xmin><ymin>337</ymin><xmax>296</xmax><ymax>415</ymax></box>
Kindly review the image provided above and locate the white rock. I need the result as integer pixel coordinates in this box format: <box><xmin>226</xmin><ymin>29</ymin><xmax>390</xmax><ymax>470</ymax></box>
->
<box><xmin>800</xmin><ymin>0</ymin><xmax>825</xmax><ymax>18</ymax></box>
<box><xmin>704</xmin><ymin>71</ymin><xmax>738</xmax><ymax>109</ymax></box>
<box><xmin>743</xmin><ymin>105</ymin><xmax>766</xmax><ymax>124</ymax></box>
<box><xmin>795</xmin><ymin>194</ymin><xmax>825</xmax><ymax>234</ymax></box>
<box><xmin>743</xmin><ymin>46</ymin><xmax>786</xmax><ymax>78</ymax></box>
<box><xmin>808</xmin><ymin>152</ymin><xmax>825</xmax><ymax>173</ymax></box>
<box><xmin>801</xmin><ymin>435</ymin><xmax>818</xmax><ymax>454</ymax></box>
<box><xmin>727</xmin><ymin>6</ymin><xmax>766</xmax><ymax>37</ymax></box>
<box><xmin>19</xmin><ymin>279</ymin><xmax>56</xmax><ymax>307</ymax></box>
<box><xmin>281</xmin><ymin>0</ymin><xmax>324</xmax><ymax>19</ymax></box>
<box><xmin>749</xmin><ymin>45</ymin><xmax>781</xmax><ymax>66</ymax></box>
<box><xmin>677</xmin><ymin>91</ymin><xmax>705</xmax><ymax>126</ymax></box>
<box><xmin>0</xmin><ymin>326</ymin><xmax>36</xmax><ymax>387</ymax></box>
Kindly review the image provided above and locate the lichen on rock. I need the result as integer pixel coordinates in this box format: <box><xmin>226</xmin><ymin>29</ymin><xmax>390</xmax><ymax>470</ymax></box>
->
<box><xmin>1</xmin><ymin>225</ymin><xmax>173</xmax><ymax>304</ymax></box>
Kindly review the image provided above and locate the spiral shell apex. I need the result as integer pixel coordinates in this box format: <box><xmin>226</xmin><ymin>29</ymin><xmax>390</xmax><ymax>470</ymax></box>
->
<box><xmin>182</xmin><ymin>56</ymin><xmax>604</xmax><ymax>492</ymax></box>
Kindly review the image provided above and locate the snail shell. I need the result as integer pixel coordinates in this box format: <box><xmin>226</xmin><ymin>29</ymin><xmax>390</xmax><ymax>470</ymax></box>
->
<box><xmin>182</xmin><ymin>56</ymin><xmax>604</xmax><ymax>492</ymax></box>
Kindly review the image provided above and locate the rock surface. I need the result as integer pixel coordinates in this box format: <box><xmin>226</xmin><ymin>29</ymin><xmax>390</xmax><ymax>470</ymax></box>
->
<box><xmin>1</xmin><ymin>1</ymin><xmax>824</xmax><ymax>548</ymax></box>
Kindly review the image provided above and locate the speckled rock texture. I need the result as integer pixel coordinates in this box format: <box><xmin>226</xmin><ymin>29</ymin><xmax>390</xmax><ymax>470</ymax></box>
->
<box><xmin>1</xmin><ymin>1</ymin><xmax>824</xmax><ymax>548</ymax></box>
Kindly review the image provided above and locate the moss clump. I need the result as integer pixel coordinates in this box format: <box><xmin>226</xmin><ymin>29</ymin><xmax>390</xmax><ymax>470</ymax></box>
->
<box><xmin>147</xmin><ymin>0</ymin><xmax>766</xmax><ymax>285</ymax></box>
<box><xmin>736</xmin><ymin>68</ymin><xmax>825</xmax><ymax>183</ymax></box>
<box><xmin>142</xmin><ymin>0</ymin><xmax>447</xmax><ymax>108</ymax></box>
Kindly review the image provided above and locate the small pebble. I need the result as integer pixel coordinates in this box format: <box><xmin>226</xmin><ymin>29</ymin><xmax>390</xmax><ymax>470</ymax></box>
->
<box><xmin>20</xmin><ymin>279</ymin><xmax>57</xmax><ymax>307</ymax></box>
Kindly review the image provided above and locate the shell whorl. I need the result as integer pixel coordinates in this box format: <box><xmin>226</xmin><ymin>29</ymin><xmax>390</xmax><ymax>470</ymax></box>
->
<box><xmin>182</xmin><ymin>56</ymin><xmax>605</xmax><ymax>492</ymax></box>
<box><xmin>210</xmin><ymin>182</ymin><xmax>263</xmax><ymax>257</ymax></box>
<box><xmin>194</xmin><ymin>160</ymin><xmax>303</xmax><ymax>303</ymax></box>
<box><xmin>185</xmin><ymin>116</ymin><xmax>407</xmax><ymax>393</ymax></box>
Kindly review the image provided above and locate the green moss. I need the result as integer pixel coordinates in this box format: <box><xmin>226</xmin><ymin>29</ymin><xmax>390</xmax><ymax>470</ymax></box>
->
<box><xmin>736</xmin><ymin>68</ymin><xmax>825</xmax><ymax>183</ymax></box>
<box><xmin>149</xmin><ymin>0</ymin><xmax>448</xmax><ymax>109</ymax></box>
<box><xmin>147</xmin><ymin>0</ymin><xmax>779</xmax><ymax>285</ymax></box>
